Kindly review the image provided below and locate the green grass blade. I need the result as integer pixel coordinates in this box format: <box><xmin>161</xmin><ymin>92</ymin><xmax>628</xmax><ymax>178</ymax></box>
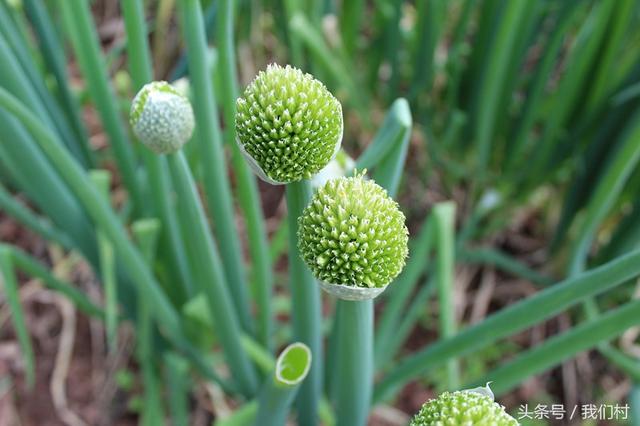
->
<box><xmin>568</xmin><ymin>109</ymin><xmax>640</xmax><ymax>275</ymax></box>
<box><xmin>524</xmin><ymin>1</ymin><xmax>615</xmax><ymax>187</ymax></box>
<box><xmin>151</xmin><ymin>157</ymin><xmax>195</xmax><ymax>299</ymax></box>
<box><xmin>597</xmin><ymin>344</ymin><xmax>640</xmax><ymax>383</ymax></box>
<box><xmin>408</xmin><ymin>0</ymin><xmax>445</xmax><ymax>100</ymax></box>
<box><xmin>0</xmin><ymin>32</ymin><xmax>67</xmax><ymax>150</ymax></box>
<box><xmin>132</xmin><ymin>219</ymin><xmax>164</xmax><ymax>426</ymax></box>
<box><xmin>374</xmin><ymin>247</ymin><xmax>640</xmax><ymax>402</ymax></box>
<box><xmin>0</xmin><ymin>183</ymin><xmax>75</xmax><ymax>250</ymax></box>
<box><xmin>22</xmin><ymin>0</ymin><xmax>92</xmax><ymax>156</ymax></box>
<box><xmin>0</xmin><ymin>247</ymin><xmax>35</xmax><ymax>389</ymax></box>
<box><xmin>375</xmin><ymin>215</ymin><xmax>433</xmax><ymax>370</ymax></box>
<box><xmin>216</xmin><ymin>402</ymin><xmax>259</xmax><ymax>426</ymax></box>
<box><xmin>356</xmin><ymin>98</ymin><xmax>412</xmax><ymax>172</ymax></box>
<box><xmin>460</xmin><ymin>248</ymin><xmax>553</xmax><ymax>287</ymax></box>
<box><xmin>4</xmin><ymin>134</ymin><xmax>230</xmax><ymax>392</ymax></box>
<box><xmin>0</xmin><ymin>4</ymin><xmax>90</xmax><ymax>167</ymax></box>
<box><xmin>0</xmin><ymin>85</ymin><xmax>183</xmax><ymax>343</ymax></box>
<box><xmin>120</xmin><ymin>0</ymin><xmax>153</xmax><ymax>89</ymax></box>
<box><xmin>121</xmin><ymin>0</ymin><xmax>194</xmax><ymax>300</ymax></box>
<box><xmin>283</xmin><ymin>0</ymin><xmax>304</xmax><ymax>64</ymax></box>
<box><xmin>241</xmin><ymin>334</ymin><xmax>277</xmax><ymax>374</ymax></box>
<box><xmin>384</xmin><ymin>279</ymin><xmax>434</xmax><ymax>371</ymax></box>
<box><xmin>383</xmin><ymin>0</ymin><xmax>403</xmax><ymax>99</ymax></box>
<box><xmin>585</xmin><ymin>0</ymin><xmax>636</xmax><ymax>113</ymax></box>
<box><xmin>599</xmin><ymin>198</ymin><xmax>640</xmax><ymax>261</ymax></box>
<box><xmin>471</xmin><ymin>298</ymin><xmax>640</xmax><ymax>396</ymax></box>
<box><xmin>472</xmin><ymin>0</ymin><xmax>530</xmax><ymax>176</ymax></box>
<box><xmin>339</xmin><ymin>0</ymin><xmax>365</xmax><ymax>56</ymax></box>
<box><xmin>269</xmin><ymin>217</ymin><xmax>289</xmax><ymax>265</ymax></box>
<box><xmin>443</xmin><ymin>0</ymin><xmax>477</xmax><ymax>119</ymax></box>
<box><xmin>57</xmin><ymin>0</ymin><xmax>143</xmax><ymax>213</ymax></box>
<box><xmin>216</xmin><ymin>0</ymin><xmax>274</xmax><ymax>350</ymax></box>
<box><xmin>89</xmin><ymin>170</ymin><xmax>118</xmax><ymax>350</ymax></box>
<box><xmin>167</xmin><ymin>152</ymin><xmax>258</xmax><ymax>396</ymax></box>
<box><xmin>164</xmin><ymin>352</ymin><xmax>191</xmax><ymax>426</ymax></box>
<box><xmin>177</xmin><ymin>0</ymin><xmax>253</xmax><ymax>335</ymax></box>
<box><xmin>289</xmin><ymin>13</ymin><xmax>366</xmax><ymax>116</ymax></box>
<box><xmin>369</xmin><ymin>98</ymin><xmax>412</xmax><ymax>198</ymax></box>
<box><xmin>7</xmin><ymin>246</ymin><xmax>104</xmax><ymax>319</ymax></box>
<box><xmin>0</xmin><ymin>113</ymin><xmax>97</xmax><ymax>261</ymax></box>
<box><xmin>506</xmin><ymin>2</ymin><xmax>582</xmax><ymax>172</ymax></box>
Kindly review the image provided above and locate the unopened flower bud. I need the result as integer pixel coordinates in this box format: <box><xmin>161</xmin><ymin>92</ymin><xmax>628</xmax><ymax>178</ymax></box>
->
<box><xmin>235</xmin><ymin>64</ymin><xmax>343</xmax><ymax>184</ymax></box>
<box><xmin>298</xmin><ymin>172</ymin><xmax>408</xmax><ymax>300</ymax></box>
<box><xmin>130</xmin><ymin>81</ymin><xmax>194</xmax><ymax>154</ymax></box>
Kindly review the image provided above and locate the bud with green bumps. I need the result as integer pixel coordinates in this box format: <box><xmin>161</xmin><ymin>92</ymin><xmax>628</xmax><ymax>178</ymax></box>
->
<box><xmin>235</xmin><ymin>64</ymin><xmax>343</xmax><ymax>184</ymax></box>
<box><xmin>410</xmin><ymin>389</ymin><xmax>519</xmax><ymax>426</ymax></box>
<box><xmin>130</xmin><ymin>81</ymin><xmax>194</xmax><ymax>154</ymax></box>
<box><xmin>297</xmin><ymin>172</ymin><xmax>408</xmax><ymax>300</ymax></box>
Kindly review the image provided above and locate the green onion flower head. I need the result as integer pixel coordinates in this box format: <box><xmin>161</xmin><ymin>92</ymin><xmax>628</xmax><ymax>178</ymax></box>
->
<box><xmin>298</xmin><ymin>172</ymin><xmax>408</xmax><ymax>300</ymax></box>
<box><xmin>235</xmin><ymin>64</ymin><xmax>343</xmax><ymax>184</ymax></box>
<box><xmin>410</xmin><ymin>389</ymin><xmax>518</xmax><ymax>426</ymax></box>
<box><xmin>130</xmin><ymin>81</ymin><xmax>194</xmax><ymax>154</ymax></box>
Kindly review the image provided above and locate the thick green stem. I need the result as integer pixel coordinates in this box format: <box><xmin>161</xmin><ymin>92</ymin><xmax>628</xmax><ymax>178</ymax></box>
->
<box><xmin>433</xmin><ymin>202</ymin><xmax>459</xmax><ymax>388</ymax></box>
<box><xmin>168</xmin><ymin>152</ymin><xmax>258</xmax><ymax>396</ymax></box>
<box><xmin>177</xmin><ymin>0</ymin><xmax>253</xmax><ymax>334</ymax></box>
<box><xmin>334</xmin><ymin>300</ymin><xmax>373</xmax><ymax>426</ymax></box>
<box><xmin>285</xmin><ymin>180</ymin><xmax>322</xmax><ymax>426</ymax></box>
<box><xmin>216</xmin><ymin>0</ymin><xmax>273</xmax><ymax>349</ymax></box>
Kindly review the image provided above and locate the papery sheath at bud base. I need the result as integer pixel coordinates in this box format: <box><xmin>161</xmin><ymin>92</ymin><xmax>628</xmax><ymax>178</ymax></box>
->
<box><xmin>235</xmin><ymin>64</ymin><xmax>343</xmax><ymax>184</ymax></box>
<box><xmin>130</xmin><ymin>81</ymin><xmax>195</xmax><ymax>154</ymax></box>
<box><xmin>297</xmin><ymin>172</ymin><xmax>408</xmax><ymax>300</ymax></box>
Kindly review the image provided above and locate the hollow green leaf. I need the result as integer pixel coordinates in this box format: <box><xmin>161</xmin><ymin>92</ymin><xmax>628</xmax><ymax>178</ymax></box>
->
<box><xmin>0</xmin><ymin>247</ymin><xmax>35</xmax><ymax>389</ymax></box>
<box><xmin>375</xmin><ymin>247</ymin><xmax>640</xmax><ymax>402</ymax></box>
<box><xmin>471</xmin><ymin>298</ymin><xmax>640</xmax><ymax>396</ymax></box>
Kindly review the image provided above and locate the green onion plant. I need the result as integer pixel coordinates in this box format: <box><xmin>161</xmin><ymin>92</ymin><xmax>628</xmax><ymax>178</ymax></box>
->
<box><xmin>1</xmin><ymin>0</ymin><xmax>640</xmax><ymax>425</ymax></box>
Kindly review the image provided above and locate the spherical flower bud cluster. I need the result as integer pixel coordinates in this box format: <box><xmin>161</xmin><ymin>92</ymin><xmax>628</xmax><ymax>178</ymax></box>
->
<box><xmin>130</xmin><ymin>81</ymin><xmax>194</xmax><ymax>154</ymax></box>
<box><xmin>235</xmin><ymin>64</ymin><xmax>343</xmax><ymax>184</ymax></box>
<box><xmin>297</xmin><ymin>172</ymin><xmax>408</xmax><ymax>300</ymax></box>
<box><xmin>410</xmin><ymin>391</ymin><xmax>518</xmax><ymax>426</ymax></box>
